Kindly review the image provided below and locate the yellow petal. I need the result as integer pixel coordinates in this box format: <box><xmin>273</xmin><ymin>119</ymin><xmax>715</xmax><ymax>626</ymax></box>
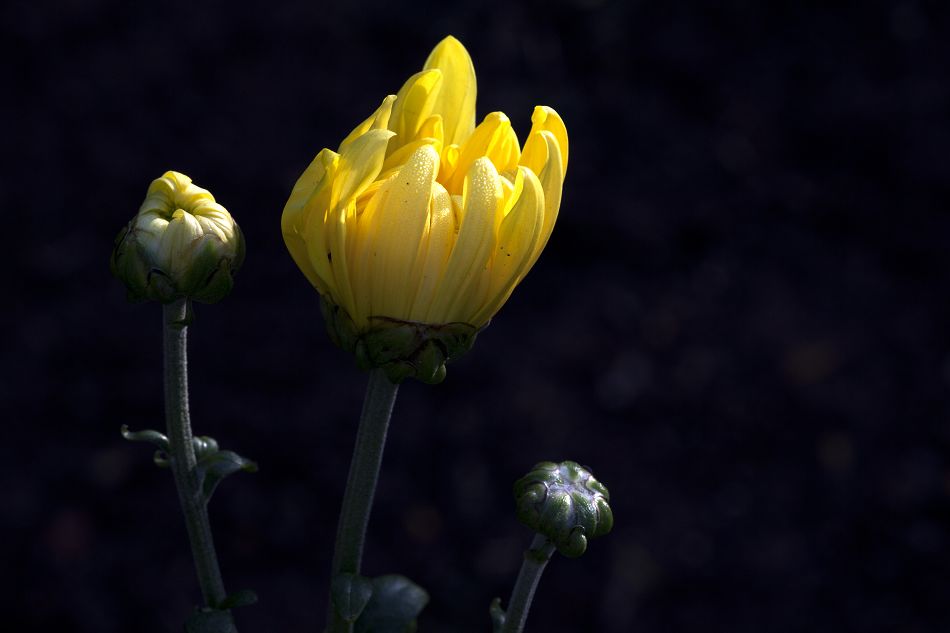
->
<box><xmin>407</xmin><ymin>182</ymin><xmax>454</xmax><ymax>321</ymax></box>
<box><xmin>498</xmin><ymin>171</ymin><xmax>516</xmax><ymax>209</ymax></box>
<box><xmin>438</xmin><ymin>143</ymin><xmax>461</xmax><ymax>184</ymax></box>
<box><xmin>281</xmin><ymin>149</ymin><xmax>340</xmax><ymax>293</ymax></box>
<box><xmin>330</xmin><ymin>128</ymin><xmax>396</xmax><ymax>212</ymax></box>
<box><xmin>426</xmin><ymin>157</ymin><xmax>501</xmax><ymax>322</ymax></box>
<box><xmin>326</xmin><ymin>197</ymin><xmax>360</xmax><ymax>319</ymax></box>
<box><xmin>161</xmin><ymin>209</ymin><xmax>203</xmax><ymax>278</ymax></box>
<box><xmin>282</xmin><ymin>148</ymin><xmax>338</xmax><ymax>231</ymax></box>
<box><xmin>423</xmin><ymin>35</ymin><xmax>476</xmax><ymax>147</ymax></box>
<box><xmin>445</xmin><ymin>112</ymin><xmax>520</xmax><ymax>195</ymax></box>
<box><xmin>521</xmin><ymin>106</ymin><xmax>568</xmax><ymax>171</ymax></box>
<box><xmin>520</xmin><ymin>129</ymin><xmax>564</xmax><ymax>266</ymax></box>
<box><xmin>351</xmin><ymin>174</ymin><xmax>397</xmax><ymax>324</ymax></box>
<box><xmin>338</xmin><ymin>95</ymin><xmax>396</xmax><ymax>154</ymax></box>
<box><xmin>302</xmin><ymin>194</ymin><xmax>336</xmax><ymax>298</ymax></box>
<box><xmin>470</xmin><ymin>166</ymin><xmax>545</xmax><ymax>325</ymax></box>
<box><xmin>319</xmin><ymin>129</ymin><xmax>395</xmax><ymax>316</ymax></box>
<box><xmin>193</xmin><ymin>206</ymin><xmax>232</xmax><ymax>241</ymax></box>
<box><xmin>416</xmin><ymin>113</ymin><xmax>444</xmax><ymax>147</ymax></box>
<box><xmin>369</xmin><ymin>145</ymin><xmax>440</xmax><ymax>318</ymax></box>
<box><xmin>381</xmin><ymin>114</ymin><xmax>443</xmax><ymax>173</ymax></box>
<box><xmin>388</xmin><ymin>69</ymin><xmax>443</xmax><ymax>156</ymax></box>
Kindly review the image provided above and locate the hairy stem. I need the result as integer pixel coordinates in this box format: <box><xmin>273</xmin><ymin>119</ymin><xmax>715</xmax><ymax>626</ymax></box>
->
<box><xmin>327</xmin><ymin>368</ymin><xmax>399</xmax><ymax>632</ymax></box>
<box><xmin>501</xmin><ymin>534</ymin><xmax>556</xmax><ymax>633</ymax></box>
<box><xmin>163</xmin><ymin>299</ymin><xmax>234</xmax><ymax>627</ymax></box>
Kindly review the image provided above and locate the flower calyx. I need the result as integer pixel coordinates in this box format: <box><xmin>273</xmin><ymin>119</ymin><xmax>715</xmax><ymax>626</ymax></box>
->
<box><xmin>321</xmin><ymin>296</ymin><xmax>481</xmax><ymax>384</ymax></box>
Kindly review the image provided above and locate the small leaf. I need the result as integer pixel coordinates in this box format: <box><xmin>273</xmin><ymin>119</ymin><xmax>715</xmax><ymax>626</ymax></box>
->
<box><xmin>218</xmin><ymin>589</ymin><xmax>258</xmax><ymax>610</ymax></box>
<box><xmin>489</xmin><ymin>597</ymin><xmax>506</xmax><ymax>633</ymax></box>
<box><xmin>355</xmin><ymin>575</ymin><xmax>429</xmax><ymax>633</ymax></box>
<box><xmin>121</xmin><ymin>425</ymin><xmax>169</xmax><ymax>452</ymax></box>
<box><xmin>184</xmin><ymin>608</ymin><xmax>235</xmax><ymax>633</ymax></box>
<box><xmin>331</xmin><ymin>573</ymin><xmax>374</xmax><ymax>623</ymax></box>
<box><xmin>197</xmin><ymin>450</ymin><xmax>258</xmax><ymax>502</ymax></box>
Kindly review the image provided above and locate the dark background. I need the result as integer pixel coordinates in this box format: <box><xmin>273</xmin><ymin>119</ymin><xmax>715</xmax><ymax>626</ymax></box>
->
<box><xmin>6</xmin><ymin>0</ymin><xmax>950</xmax><ymax>631</ymax></box>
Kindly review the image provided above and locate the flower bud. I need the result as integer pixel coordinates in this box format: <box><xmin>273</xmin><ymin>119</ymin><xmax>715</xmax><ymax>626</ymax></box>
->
<box><xmin>513</xmin><ymin>461</ymin><xmax>613</xmax><ymax>558</ymax></box>
<box><xmin>111</xmin><ymin>171</ymin><xmax>244</xmax><ymax>304</ymax></box>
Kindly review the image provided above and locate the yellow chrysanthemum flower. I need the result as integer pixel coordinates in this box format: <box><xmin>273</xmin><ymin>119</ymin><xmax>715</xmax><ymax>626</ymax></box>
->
<box><xmin>281</xmin><ymin>36</ymin><xmax>568</xmax><ymax>382</ymax></box>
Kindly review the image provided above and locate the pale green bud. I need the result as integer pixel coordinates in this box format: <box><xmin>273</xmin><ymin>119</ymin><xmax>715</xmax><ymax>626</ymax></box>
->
<box><xmin>111</xmin><ymin>171</ymin><xmax>244</xmax><ymax>304</ymax></box>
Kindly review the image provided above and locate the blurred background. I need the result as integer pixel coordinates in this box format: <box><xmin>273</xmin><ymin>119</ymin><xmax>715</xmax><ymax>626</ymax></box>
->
<box><xmin>5</xmin><ymin>0</ymin><xmax>950</xmax><ymax>631</ymax></box>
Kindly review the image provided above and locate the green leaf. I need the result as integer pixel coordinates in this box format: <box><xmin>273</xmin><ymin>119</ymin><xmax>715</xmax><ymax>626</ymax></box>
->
<box><xmin>218</xmin><ymin>589</ymin><xmax>258</xmax><ymax>610</ymax></box>
<box><xmin>197</xmin><ymin>450</ymin><xmax>258</xmax><ymax>502</ymax></box>
<box><xmin>355</xmin><ymin>575</ymin><xmax>429</xmax><ymax>633</ymax></box>
<box><xmin>331</xmin><ymin>573</ymin><xmax>374</xmax><ymax>623</ymax></box>
<box><xmin>184</xmin><ymin>608</ymin><xmax>235</xmax><ymax>633</ymax></box>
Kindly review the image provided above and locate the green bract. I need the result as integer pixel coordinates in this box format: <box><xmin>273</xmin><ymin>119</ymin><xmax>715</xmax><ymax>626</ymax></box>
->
<box><xmin>321</xmin><ymin>296</ymin><xmax>480</xmax><ymax>384</ymax></box>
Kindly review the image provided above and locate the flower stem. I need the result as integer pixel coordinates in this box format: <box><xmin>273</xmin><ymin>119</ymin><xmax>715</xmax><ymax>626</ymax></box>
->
<box><xmin>163</xmin><ymin>299</ymin><xmax>233</xmax><ymax>625</ymax></box>
<box><xmin>501</xmin><ymin>534</ymin><xmax>557</xmax><ymax>633</ymax></box>
<box><xmin>327</xmin><ymin>368</ymin><xmax>399</xmax><ymax>632</ymax></box>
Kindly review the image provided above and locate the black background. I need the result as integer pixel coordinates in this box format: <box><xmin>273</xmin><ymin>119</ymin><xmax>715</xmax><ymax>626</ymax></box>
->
<box><xmin>6</xmin><ymin>1</ymin><xmax>950</xmax><ymax>631</ymax></box>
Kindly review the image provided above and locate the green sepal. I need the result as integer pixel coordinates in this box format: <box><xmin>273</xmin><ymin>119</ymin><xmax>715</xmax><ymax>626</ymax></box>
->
<box><xmin>321</xmin><ymin>296</ymin><xmax>360</xmax><ymax>353</ymax></box>
<box><xmin>331</xmin><ymin>573</ymin><xmax>374</xmax><ymax>623</ymax></box>
<box><xmin>354</xmin><ymin>575</ymin><xmax>429</xmax><ymax>633</ymax></box>
<box><xmin>434</xmin><ymin>321</ymin><xmax>481</xmax><ymax>358</ymax></box>
<box><xmin>110</xmin><ymin>223</ymin><xmax>149</xmax><ymax>303</ymax></box>
<box><xmin>362</xmin><ymin>322</ymin><xmax>419</xmax><ymax>366</ymax></box>
<box><xmin>110</xmin><ymin>223</ymin><xmax>180</xmax><ymax>305</ymax></box>
<box><xmin>413</xmin><ymin>341</ymin><xmax>444</xmax><ymax>384</ymax></box>
<box><xmin>184</xmin><ymin>608</ymin><xmax>235</xmax><ymax>633</ymax></box>
<box><xmin>489</xmin><ymin>597</ymin><xmax>506</xmax><ymax>633</ymax></box>
<box><xmin>217</xmin><ymin>589</ymin><xmax>258</xmax><ymax>610</ymax></box>
<box><xmin>197</xmin><ymin>449</ymin><xmax>258</xmax><ymax>502</ymax></box>
<box><xmin>147</xmin><ymin>268</ymin><xmax>178</xmax><ymax>304</ymax></box>
<box><xmin>513</xmin><ymin>460</ymin><xmax>613</xmax><ymax>558</ymax></box>
<box><xmin>184</xmin><ymin>228</ymin><xmax>245</xmax><ymax>305</ymax></box>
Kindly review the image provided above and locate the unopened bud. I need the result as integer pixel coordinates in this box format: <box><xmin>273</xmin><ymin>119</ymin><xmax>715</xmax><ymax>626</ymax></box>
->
<box><xmin>111</xmin><ymin>171</ymin><xmax>244</xmax><ymax>304</ymax></box>
<box><xmin>514</xmin><ymin>460</ymin><xmax>613</xmax><ymax>558</ymax></box>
